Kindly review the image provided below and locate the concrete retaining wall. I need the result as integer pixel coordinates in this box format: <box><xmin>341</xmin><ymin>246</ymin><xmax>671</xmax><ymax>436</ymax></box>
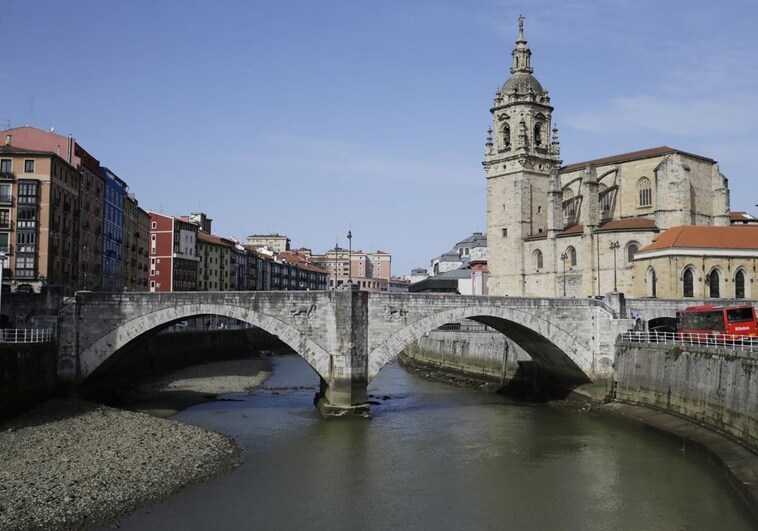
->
<box><xmin>401</xmin><ymin>330</ymin><xmax>530</xmax><ymax>382</ymax></box>
<box><xmin>0</xmin><ymin>343</ymin><xmax>59</xmax><ymax>419</ymax></box>
<box><xmin>614</xmin><ymin>343</ymin><xmax>758</xmax><ymax>450</ymax></box>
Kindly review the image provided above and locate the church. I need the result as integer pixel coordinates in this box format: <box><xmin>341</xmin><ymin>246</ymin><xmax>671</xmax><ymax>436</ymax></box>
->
<box><xmin>485</xmin><ymin>17</ymin><xmax>757</xmax><ymax>299</ymax></box>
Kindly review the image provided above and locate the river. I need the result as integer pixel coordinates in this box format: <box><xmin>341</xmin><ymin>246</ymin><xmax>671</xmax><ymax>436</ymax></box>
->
<box><xmin>107</xmin><ymin>355</ymin><xmax>754</xmax><ymax>530</ymax></box>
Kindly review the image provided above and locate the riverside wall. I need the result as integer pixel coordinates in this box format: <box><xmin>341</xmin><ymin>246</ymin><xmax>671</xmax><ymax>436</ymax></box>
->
<box><xmin>400</xmin><ymin>330</ymin><xmax>529</xmax><ymax>383</ymax></box>
<box><xmin>614</xmin><ymin>342</ymin><xmax>758</xmax><ymax>450</ymax></box>
<box><xmin>0</xmin><ymin>342</ymin><xmax>59</xmax><ymax>418</ymax></box>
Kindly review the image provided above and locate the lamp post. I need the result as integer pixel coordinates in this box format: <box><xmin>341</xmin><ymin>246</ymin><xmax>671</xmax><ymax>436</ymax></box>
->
<box><xmin>610</xmin><ymin>240</ymin><xmax>620</xmax><ymax>292</ymax></box>
<box><xmin>346</xmin><ymin>230</ymin><xmax>352</xmax><ymax>285</ymax></box>
<box><xmin>560</xmin><ymin>252</ymin><xmax>568</xmax><ymax>297</ymax></box>
<box><xmin>333</xmin><ymin>239</ymin><xmax>339</xmax><ymax>290</ymax></box>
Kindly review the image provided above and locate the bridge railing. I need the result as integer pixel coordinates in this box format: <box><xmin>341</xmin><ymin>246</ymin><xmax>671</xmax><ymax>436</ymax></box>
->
<box><xmin>620</xmin><ymin>331</ymin><xmax>758</xmax><ymax>351</ymax></box>
<box><xmin>0</xmin><ymin>328</ymin><xmax>54</xmax><ymax>343</ymax></box>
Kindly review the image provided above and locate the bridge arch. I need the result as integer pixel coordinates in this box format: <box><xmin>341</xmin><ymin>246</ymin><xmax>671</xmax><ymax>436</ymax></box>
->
<box><xmin>79</xmin><ymin>302</ymin><xmax>331</xmax><ymax>381</ymax></box>
<box><xmin>367</xmin><ymin>304</ymin><xmax>593</xmax><ymax>383</ymax></box>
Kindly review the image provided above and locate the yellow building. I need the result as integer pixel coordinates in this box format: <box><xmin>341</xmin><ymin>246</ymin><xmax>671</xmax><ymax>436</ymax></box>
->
<box><xmin>633</xmin><ymin>226</ymin><xmax>758</xmax><ymax>299</ymax></box>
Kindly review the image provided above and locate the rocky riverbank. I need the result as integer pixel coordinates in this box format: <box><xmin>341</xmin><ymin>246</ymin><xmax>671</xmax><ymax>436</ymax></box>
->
<box><xmin>0</xmin><ymin>357</ymin><xmax>272</xmax><ymax>531</ymax></box>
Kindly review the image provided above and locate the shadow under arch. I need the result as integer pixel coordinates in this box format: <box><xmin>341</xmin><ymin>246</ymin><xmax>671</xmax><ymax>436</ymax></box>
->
<box><xmin>79</xmin><ymin>303</ymin><xmax>331</xmax><ymax>383</ymax></box>
<box><xmin>367</xmin><ymin>306</ymin><xmax>593</xmax><ymax>388</ymax></box>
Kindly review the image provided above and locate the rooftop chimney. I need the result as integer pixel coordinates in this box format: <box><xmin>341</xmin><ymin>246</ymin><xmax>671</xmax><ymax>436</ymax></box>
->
<box><xmin>4</xmin><ymin>135</ymin><xmax>11</xmax><ymax>146</ymax></box>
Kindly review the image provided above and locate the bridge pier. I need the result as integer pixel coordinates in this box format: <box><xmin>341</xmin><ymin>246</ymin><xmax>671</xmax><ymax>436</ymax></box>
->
<box><xmin>313</xmin><ymin>289</ymin><xmax>371</xmax><ymax>419</ymax></box>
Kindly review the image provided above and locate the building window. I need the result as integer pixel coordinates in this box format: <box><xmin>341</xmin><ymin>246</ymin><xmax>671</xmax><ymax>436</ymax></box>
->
<box><xmin>502</xmin><ymin>124</ymin><xmax>511</xmax><ymax>149</ymax></box>
<box><xmin>534</xmin><ymin>122</ymin><xmax>542</xmax><ymax>146</ymax></box>
<box><xmin>534</xmin><ymin>250</ymin><xmax>543</xmax><ymax>270</ymax></box>
<box><xmin>683</xmin><ymin>268</ymin><xmax>694</xmax><ymax>297</ymax></box>
<box><xmin>647</xmin><ymin>267</ymin><xmax>657</xmax><ymax>298</ymax></box>
<box><xmin>0</xmin><ymin>159</ymin><xmax>10</xmax><ymax>173</ymax></box>
<box><xmin>708</xmin><ymin>270</ymin><xmax>720</xmax><ymax>298</ymax></box>
<box><xmin>637</xmin><ymin>177</ymin><xmax>652</xmax><ymax>207</ymax></box>
<box><xmin>735</xmin><ymin>270</ymin><xmax>746</xmax><ymax>299</ymax></box>
<box><xmin>18</xmin><ymin>181</ymin><xmax>38</xmax><ymax>204</ymax></box>
<box><xmin>567</xmin><ymin>246</ymin><xmax>577</xmax><ymax>267</ymax></box>
<box><xmin>599</xmin><ymin>184</ymin><xmax>611</xmax><ymax>217</ymax></box>
<box><xmin>626</xmin><ymin>243</ymin><xmax>638</xmax><ymax>265</ymax></box>
<box><xmin>24</xmin><ymin>160</ymin><xmax>34</xmax><ymax>173</ymax></box>
<box><xmin>563</xmin><ymin>188</ymin><xmax>576</xmax><ymax>223</ymax></box>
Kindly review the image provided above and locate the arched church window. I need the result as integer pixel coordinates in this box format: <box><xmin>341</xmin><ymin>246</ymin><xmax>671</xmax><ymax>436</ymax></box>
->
<box><xmin>735</xmin><ymin>270</ymin><xmax>746</xmax><ymax>299</ymax></box>
<box><xmin>503</xmin><ymin>124</ymin><xmax>511</xmax><ymax>149</ymax></box>
<box><xmin>683</xmin><ymin>268</ymin><xmax>694</xmax><ymax>297</ymax></box>
<box><xmin>626</xmin><ymin>243</ymin><xmax>638</xmax><ymax>265</ymax></box>
<box><xmin>534</xmin><ymin>250</ymin><xmax>543</xmax><ymax>270</ymax></box>
<box><xmin>708</xmin><ymin>269</ymin><xmax>720</xmax><ymax>298</ymax></box>
<box><xmin>534</xmin><ymin>122</ymin><xmax>542</xmax><ymax>146</ymax></box>
<box><xmin>563</xmin><ymin>189</ymin><xmax>576</xmax><ymax>223</ymax></box>
<box><xmin>637</xmin><ymin>177</ymin><xmax>652</xmax><ymax>207</ymax></box>
<box><xmin>599</xmin><ymin>184</ymin><xmax>611</xmax><ymax>217</ymax></box>
<box><xmin>647</xmin><ymin>267</ymin><xmax>657</xmax><ymax>298</ymax></box>
<box><xmin>567</xmin><ymin>246</ymin><xmax>577</xmax><ymax>267</ymax></box>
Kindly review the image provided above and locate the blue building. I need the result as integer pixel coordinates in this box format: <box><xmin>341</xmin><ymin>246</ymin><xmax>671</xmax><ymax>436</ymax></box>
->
<box><xmin>100</xmin><ymin>167</ymin><xmax>126</xmax><ymax>291</ymax></box>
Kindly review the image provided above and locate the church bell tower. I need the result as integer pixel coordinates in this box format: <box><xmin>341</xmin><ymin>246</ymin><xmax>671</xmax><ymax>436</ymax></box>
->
<box><xmin>484</xmin><ymin>16</ymin><xmax>562</xmax><ymax>295</ymax></box>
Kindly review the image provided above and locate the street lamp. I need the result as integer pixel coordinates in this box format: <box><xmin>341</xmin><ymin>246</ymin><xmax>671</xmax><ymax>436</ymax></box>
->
<box><xmin>610</xmin><ymin>240</ymin><xmax>620</xmax><ymax>292</ymax></box>
<box><xmin>346</xmin><ymin>230</ymin><xmax>352</xmax><ymax>285</ymax></box>
<box><xmin>560</xmin><ymin>252</ymin><xmax>568</xmax><ymax>297</ymax></box>
<box><xmin>333</xmin><ymin>239</ymin><xmax>339</xmax><ymax>290</ymax></box>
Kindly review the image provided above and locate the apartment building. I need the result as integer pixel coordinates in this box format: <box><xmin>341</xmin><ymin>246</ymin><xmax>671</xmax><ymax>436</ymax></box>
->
<box><xmin>0</xmin><ymin>144</ymin><xmax>80</xmax><ymax>293</ymax></box>
<box><xmin>148</xmin><ymin>212</ymin><xmax>199</xmax><ymax>292</ymax></box>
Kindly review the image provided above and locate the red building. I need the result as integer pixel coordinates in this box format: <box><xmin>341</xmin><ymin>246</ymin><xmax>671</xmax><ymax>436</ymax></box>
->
<box><xmin>148</xmin><ymin>212</ymin><xmax>199</xmax><ymax>292</ymax></box>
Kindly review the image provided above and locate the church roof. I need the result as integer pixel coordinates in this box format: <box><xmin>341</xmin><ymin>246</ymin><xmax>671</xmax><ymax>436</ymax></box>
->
<box><xmin>597</xmin><ymin>217</ymin><xmax>658</xmax><ymax>232</ymax></box>
<box><xmin>502</xmin><ymin>72</ymin><xmax>545</xmax><ymax>97</ymax></box>
<box><xmin>561</xmin><ymin>146</ymin><xmax>716</xmax><ymax>174</ymax></box>
<box><xmin>639</xmin><ymin>225</ymin><xmax>758</xmax><ymax>252</ymax></box>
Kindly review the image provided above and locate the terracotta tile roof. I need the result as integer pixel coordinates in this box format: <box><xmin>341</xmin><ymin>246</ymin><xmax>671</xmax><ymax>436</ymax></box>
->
<box><xmin>560</xmin><ymin>146</ymin><xmax>715</xmax><ymax>174</ymax></box>
<box><xmin>640</xmin><ymin>225</ymin><xmax>758</xmax><ymax>252</ymax></box>
<box><xmin>555</xmin><ymin>224</ymin><xmax>584</xmax><ymax>237</ymax></box>
<box><xmin>597</xmin><ymin>217</ymin><xmax>658</xmax><ymax>231</ymax></box>
<box><xmin>0</xmin><ymin>144</ymin><xmax>53</xmax><ymax>155</ymax></box>
<box><xmin>730</xmin><ymin>211</ymin><xmax>758</xmax><ymax>223</ymax></box>
<box><xmin>197</xmin><ymin>231</ymin><xmax>234</xmax><ymax>247</ymax></box>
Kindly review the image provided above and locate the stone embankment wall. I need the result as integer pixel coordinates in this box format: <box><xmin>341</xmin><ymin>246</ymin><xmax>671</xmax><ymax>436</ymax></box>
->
<box><xmin>614</xmin><ymin>342</ymin><xmax>758</xmax><ymax>450</ymax></box>
<box><xmin>401</xmin><ymin>330</ymin><xmax>529</xmax><ymax>383</ymax></box>
<box><xmin>0</xmin><ymin>343</ymin><xmax>59</xmax><ymax>418</ymax></box>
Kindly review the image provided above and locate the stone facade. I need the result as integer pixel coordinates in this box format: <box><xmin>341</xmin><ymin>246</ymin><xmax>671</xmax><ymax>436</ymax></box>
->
<box><xmin>485</xmin><ymin>19</ymin><xmax>731</xmax><ymax>298</ymax></box>
<box><xmin>57</xmin><ymin>291</ymin><xmax>635</xmax><ymax>416</ymax></box>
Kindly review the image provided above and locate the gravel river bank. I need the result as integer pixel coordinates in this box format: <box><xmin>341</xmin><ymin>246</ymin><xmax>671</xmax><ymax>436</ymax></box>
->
<box><xmin>0</xmin><ymin>358</ymin><xmax>272</xmax><ymax>531</ymax></box>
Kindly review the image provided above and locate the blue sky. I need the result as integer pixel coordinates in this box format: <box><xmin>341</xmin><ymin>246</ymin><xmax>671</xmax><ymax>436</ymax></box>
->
<box><xmin>4</xmin><ymin>0</ymin><xmax>757</xmax><ymax>275</ymax></box>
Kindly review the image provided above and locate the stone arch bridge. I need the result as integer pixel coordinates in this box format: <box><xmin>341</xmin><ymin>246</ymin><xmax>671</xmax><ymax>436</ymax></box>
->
<box><xmin>57</xmin><ymin>291</ymin><xmax>634</xmax><ymax>417</ymax></box>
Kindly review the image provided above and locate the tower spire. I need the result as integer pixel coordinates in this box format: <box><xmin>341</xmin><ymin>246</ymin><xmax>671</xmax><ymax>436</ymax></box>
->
<box><xmin>511</xmin><ymin>15</ymin><xmax>533</xmax><ymax>74</ymax></box>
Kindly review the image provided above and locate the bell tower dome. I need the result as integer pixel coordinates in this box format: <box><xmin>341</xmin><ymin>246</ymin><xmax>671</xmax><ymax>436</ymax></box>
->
<box><xmin>484</xmin><ymin>16</ymin><xmax>562</xmax><ymax>296</ymax></box>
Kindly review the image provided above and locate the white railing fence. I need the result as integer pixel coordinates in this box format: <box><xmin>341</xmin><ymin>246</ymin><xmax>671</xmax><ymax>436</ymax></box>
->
<box><xmin>0</xmin><ymin>328</ymin><xmax>54</xmax><ymax>343</ymax></box>
<box><xmin>620</xmin><ymin>331</ymin><xmax>758</xmax><ymax>351</ymax></box>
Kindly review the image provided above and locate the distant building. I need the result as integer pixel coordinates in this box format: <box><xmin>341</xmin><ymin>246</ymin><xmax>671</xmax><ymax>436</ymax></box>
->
<box><xmin>122</xmin><ymin>194</ymin><xmax>150</xmax><ymax>291</ymax></box>
<box><xmin>311</xmin><ymin>247</ymin><xmax>392</xmax><ymax>291</ymax></box>
<box><xmin>1</xmin><ymin>125</ymin><xmax>150</xmax><ymax>293</ymax></box>
<box><xmin>411</xmin><ymin>232</ymin><xmax>488</xmax><ymax>295</ymax></box>
<box><xmin>0</xmin><ymin>144</ymin><xmax>80</xmax><ymax>294</ymax></box>
<box><xmin>101</xmin><ymin>167</ymin><xmax>126</xmax><ymax>292</ymax></box>
<box><xmin>196</xmin><ymin>231</ymin><xmax>234</xmax><ymax>291</ymax></box>
<box><xmin>246</xmin><ymin>233</ymin><xmax>290</xmax><ymax>253</ymax></box>
<box><xmin>148</xmin><ymin>212</ymin><xmax>199</xmax><ymax>292</ymax></box>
